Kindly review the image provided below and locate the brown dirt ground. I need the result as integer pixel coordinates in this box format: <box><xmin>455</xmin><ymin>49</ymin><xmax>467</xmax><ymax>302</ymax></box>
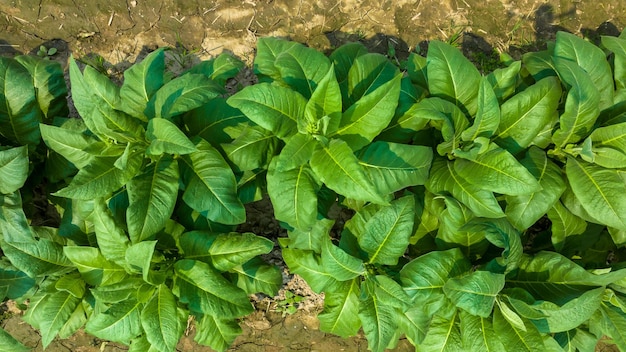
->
<box><xmin>1</xmin><ymin>0</ymin><xmax>626</xmax><ymax>351</ymax></box>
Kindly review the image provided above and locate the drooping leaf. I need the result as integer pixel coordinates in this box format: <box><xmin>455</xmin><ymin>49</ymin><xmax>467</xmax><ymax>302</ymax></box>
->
<box><xmin>286</xmin><ymin>218</ymin><xmax>334</xmax><ymax>253</ymax></box>
<box><xmin>141</xmin><ymin>285</ymin><xmax>184</xmax><ymax>352</ymax></box>
<box><xmin>14</xmin><ymin>55</ymin><xmax>68</xmax><ymax>121</ymax></box>
<box><xmin>209</xmin><ymin>232</ymin><xmax>274</xmax><ymax>271</ymax></box>
<box><xmin>146</xmin><ymin>118</ymin><xmax>196</xmax><ymax>155</ymax></box>
<box><xmin>0</xmin><ymin>146</ymin><xmax>28</xmax><ymax>194</ymax></box>
<box><xmin>318</xmin><ymin>279</ymin><xmax>361</xmax><ymax>338</ymax></box>
<box><xmin>194</xmin><ymin>314</ymin><xmax>242</xmax><ymax>352</ymax></box>
<box><xmin>151</xmin><ymin>73</ymin><xmax>222</xmax><ymax>119</ymax></box>
<box><xmin>119</xmin><ymin>48</ymin><xmax>165</xmax><ymax>120</ymax></box>
<box><xmin>85</xmin><ymin>299</ymin><xmax>144</xmax><ymax>344</ymax></box>
<box><xmin>443</xmin><ymin>270</ymin><xmax>505</xmax><ymax>317</ymax></box>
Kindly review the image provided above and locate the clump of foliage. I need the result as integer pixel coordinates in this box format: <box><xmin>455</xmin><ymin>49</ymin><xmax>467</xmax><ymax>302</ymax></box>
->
<box><xmin>2</xmin><ymin>30</ymin><xmax>626</xmax><ymax>352</ymax></box>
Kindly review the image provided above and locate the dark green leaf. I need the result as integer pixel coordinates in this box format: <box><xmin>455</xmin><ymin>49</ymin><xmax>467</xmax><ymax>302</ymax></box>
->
<box><xmin>151</xmin><ymin>73</ymin><xmax>222</xmax><ymax>119</ymax></box>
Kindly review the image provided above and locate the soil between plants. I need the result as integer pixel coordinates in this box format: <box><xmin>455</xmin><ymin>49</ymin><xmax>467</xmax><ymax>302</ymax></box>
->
<box><xmin>1</xmin><ymin>0</ymin><xmax>625</xmax><ymax>351</ymax></box>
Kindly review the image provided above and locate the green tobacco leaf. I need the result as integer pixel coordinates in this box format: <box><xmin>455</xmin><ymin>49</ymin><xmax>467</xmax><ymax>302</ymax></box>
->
<box><xmin>275</xmin><ymin>43</ymin><xmax>331</xmax><ymax>99</ymax></box>
<box><xmin>181</xmin><ymin>138</ymin><xmax>245</xmax><ymax>225</ymax></box>
<box><xmin>274</xmin><ymin>133</ymin><xmax>318</xmax><ymax>171</ymax></box>
<box><xmin>286</xmin><ymin>218</ymin><xmax>334</xmax><ymax>253</ymax></box>
<box><xmin>54</xmin><ymin>154</ymin><xmax>142</xmax><ymax>200</ymax></box>
<box><xmin>602</xmin><ymin>35</ymin><xmax>626</xmax><ymax>89</ymax></box>
<box><xmin>1</xmin><ymin>233</ymin><xmax>72</xmax><ymax>278</ymax></box>
<box><xmin>86</xmin><ymin>299</ymin><xmax>144</xmax><ymax>344</ymax></box>
<box><xmin>40</xmin><ymin>123</ymin><xmax>99</xmax><ymax>169</ymax></box>
<box><xmin>486</xmin><ymin>60</ymin><xmax>521</xmax><ymax>102</ymax></box>
<box><xmin>552</xmin><ymin>58</ymin><xmax>600</xmax><ymax>148</ymax></box>
<box><xmin>146</xmin><ymin>118</ymin><xmax>196</xmax><ymax>155</ymax></box>
<box><xmin>359</xmin><ymin>283</ymin><xmax>399</xmax><ymax>352</ymax></box>
<box><xmin>310</xmin><ymin>139</ymin><xmax>386</xmax><ymax>204</ymax></box>
<box><xmin>346</xmin><ymin>53</ymin><xmax>399</xmax><ymax>105</ymax></box>
<box><xmin>460</xmin><ymin>310</ymin><xmax>505</xmax><ymax>352</ymax></box>
<box><xmin>184</xmin><ymin>98</ymin><xmax>247</xmax><ymax>144</ymax></box>
<box><xmin>282</xmin><ymin>248</ymin><xmax>336</xmax><ymax>293</ymax></box>
<box><xmin>554</xmin><ymin>328</ymin><xmax>598</xmax><ymax>352</ymax></box>
<box><xmin>493</xmin><ymin>306</ymin><xmax>545</xmax><ymax>351</ymax></box>
<box><xmin>209</xmin><ymin>232</ymin><xmax>274</xmax><ymax>271</ymax></box>
<box><xmin>329</xmin><ymin>42</ymin><xmax>368</xmax><ymax>92</ymax></box>
<box><xmin>359</xmin><ymin>196</ymin><xmax>415</xmax><ymax>265</ymax></box>
<box><xmin>400</xmin><ymin>248</ymin><xmax>471</xmax><ymax>303</ymax></box>
<box><xmin>318</xmin><ymin>279</ymin><xmax>361</xmax><ymax>338</ymax></box>
<box><xmin>151</xmin><ymin>73</ymin><xmax>222</xmax><ymax>119</ymax></box>
<box><xmin>185</xmin><ymin>52</ymin><xmax>244</xmax><ymax>85</ymax></box>
<box><xmin>554</xmin><ymin>31</ymin><xmax>614</xmax><ymax>110</ymax></box>
<box><xmin>227</xmin><ymin>83</ymin><xmax>305</xmax><ymax>140</ymax></box>
<box><xmin>454</xmin><ymin>144</ymin><xmax>541</xmax><ymax>196</ymax></box>
<box><xmin>14</xmin><ymin>55</ymin><xmax>68</xmax><ymax>120</ymax></box>
<box><xmin>586</xmin><ymin>121</ymin><xmax>626</xmax><ymax>169</ymax></box>
<box><xmin>222</xmin><ymin>125</ymin><xmax>277</xmax><ymax>171</ymax></box>
<box><xmin>462</xmin><ymin>218</ymin><xmax>523</xmax><ymax>274</ymax></box>
<box><xmin>253</xmin><ymin>37</ymin><xmax>298</xmax><ymax>81</ymax></box>
<box><xmin>0</xmin><ymin>146</ymin><xmax>28</xmax><ymax>194</ymax></box>
<box><xmin>0</xmin><ymin>268</ymin><xmax>34</xmax><ymax>299</ymax></box>
<box><xmin>40</xmin><ymin>290</ymin><xmax>81</xmax><ymax>348</ymax></box>
<box><xmin>415</xmin><ymin>97</ymin><xmax>470</xmax><ymax>156</ymax></box>
<box><xmin>119</xmin><ymin>48</ymin><xmax>165</xmax><ymax>120</ymax></box>
<box><xmin>0</xmin><ymin>192</ymin><xmax>32</xmax><ymax>241</ymax></box>
<box><xmin>416</xmin><ymin>312</ymin><xmax>463</xmax><ymax>352</ymax></box>
<box><xmin>505</xmin><ymin>147</ymin><xmax>566</xmax><ymax>230</ymax></box>
<box><xmin>0</xmin><ymin>327</ymin><xmax>29</xmax><ymax>352</ymax></box>
<box><xmin>0</xmin><ymin>57</ymin><xmax>42</xmax><ymax>146</ymax></box>
<box><xmin>173</xmin><ymin>259</ymin><xmax>253</xmax><ymax>318</ymax></box>
<box><xmin>566</xmin><ymin>157</ymin><xmax>626</xmax><ymax>230</ymax></box>
<box><xmin>334</xmin><ymin>72</ymin><xmax>401</xmax><ymax>151</ymax></box>
<box><xmin>548</xmin><ymin>201</ymin><xmax>587</xmax><ymax>252</ymax></box>
<box><xmin>437</xmin><ymin>196</ymin><xmax>487</xmax><ymax>256</ymax></box>
<box><xmin>194</xmin><ymin>314</ymin><xmax>241</xmax><ymax>352</ymax></box>
<box><xmin>128</xmin><ymin>336</ymin><xmax>160</xmax><ymax>352</ymax></box>
<box><xmin>229</xmin><ymin>258</ymin><xmax>282</xmax><ymax>296</ymax></box>
<box><xmin>64</xmin><ymin>246</ymin><xmax>127</xmax><ymax>286</ymax></box>
<box><xmin>427</xmin><ymin>157</ymin><xmax>504</xmax><ymax>218</ymax></box>
<box><xmin>302</xmin><ymin>64</ymin><xmax>342</xmax><ymax>135</ymax></box>
<box><xmin>178</xmin><ymin>231</ymin><xmax>217</xmax><ymax>263</ymax></box>
<box><xmin>90</xmin><ymin>199</ymin><xmax>130</xmax><ymax>264</ymax></box>
<box><xmin>357</xmin><ymin>141</ymin><xmax>433</xmax><ymax>195</ymax></box>
<box><xmin>90</xmin><ymin>279</ymin><xmax>144</xmax><ymax>304</ymax></box>
<box><xmin>590</xmin><ymin>303</ymin><xmax>626</xmax><ymax>351</ymax></box>
<box><xmin>427</xmin><ymin>40</ymin><xmax>481</xmax><ymax>116</ymax></box>
<box><xmin>406</xmin><ymin>52</ymin><xmax>428</xmax><ymax>88</ymax></box>
<box><xmin>443</xmin><ymin>271</ymin><xmax>505</xmax><ymax>317</ymax></box>
<box><xmin>461</xmin><ymin>77</ymin><xmax>500</xmax><ymax>142</ymax></box>
<box><xmin>127</xmin><ymin>156</ymin><xmax>179</xmax><ymax>243</ymax></box>
<box><xmin>267</xmin><ymin>162</ymin><xmax>320</xmax><ymax>231</ymax></box>
<box><xmin>321</xmin><ymin>237</ymin><xmax>365</xmax><ymax>281</ymax></box>
<box><xmin>495</xmin><ymin>76</ymin><xmax>561</xmax><ymax>154</ymax></box>
<box><xmin>398</xmin><ymin>306</ymin><xmax>429</xmax><ymax>347</ymax></box>
<box><xmin>141</xmin><ymin>285</ymin><xmax>183</xmax><ymax>352</ymax></box>
<box><xmin>125</xmin><ymin>241</ymin><xmax>156</xmax><ymax>281</ymax></box>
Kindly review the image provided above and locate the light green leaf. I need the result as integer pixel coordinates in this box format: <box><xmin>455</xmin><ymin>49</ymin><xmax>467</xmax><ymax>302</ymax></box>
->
<box><xmin>89</xmin><ymin>199</ymin><xmax>130</xmax><ymax>264</ymax></box>
<box><xmin>282</xmin><ymin>248</ymin><xmax>336</xmax><ymax>293</ymax></box>
<box><xmin>496</xmin><ymin>298</ymin><xmax>527</xmax><ymax>332</ymax></box>
<box><xmin>359</xmin><ymin>284</ymin><xmax>399</xmax><ymax>352</ymax></box>
<box><xmin>229</xmin><ymin>258</ymin><xmax>282</xmax><ymax>296</ymax></box>
<box><xmin>146</xmin><ymin>118</ymin><xmax>196</xmax><ymax>155</ymax></box>
<box><xmin>310</xmin><ymin>139</ymin><xmax>386</xmax><ymax>204</ymax></box>
<box><xmin>185</xmin><ymin>52</ymin><xmax>244</xmax><ymax>85</ymax></box>
<box><xmin>86</xmin><ymin>299</ymin><xmax>144</xmax><ymax>344</ymax></box>
<box><xmin>321</xmin><ymin>237</ymin><xmax>365</xmax><ymax>281</ymax></box>
<box><xmin>444</xmin><ymin>270</ymin><xmax>505</xmax><ymax>317</ymax></box>
<box><xmin>40</xmin><ymin>290</ymin><xmax>81</xmax><ymax>348</ymax></box>
<box><xmin>119</xmin><ymin>48</ymin><xmax>165</xmax><ymax>120</ymax></box>
<box><xmin>286</xmin><ymin>218</ymin><xmax>334</xmax><ymax>253</ymax></box>
<box><xmin>274</xmin><ymin>133</ymin><xmax>318</xmax><ymax>171</ymax></box>
<box><xmin>227</xmin><ymin>83</ymin><xmax>305</xmax><ymax>140</ymax></box>
<box><xmin>222</xmin><ymin>124</ymin><xmax>277</xmax><ymax>171</ymax></box>
<box><xmin>1</xmin><ymin>235</ymin><xmax>72</xmax><ymax>278</ymax></box>
<box><xmin>359</xmin><ymin>195</ymin><xmax>415</xmax><ymax>265</ymax></box>
<box><xmin>585</xmin><ymin>121</ymin><xmax>626</xmax><ymax>168</ymax></box>
<box><xmin>151</xmin><ymin>73</ymin><xmax>221</xmax><ymax>119</ymax></box>
<box><xmin>181</xmin><ymin>138</ymin><xmax>245</xmax><ymax>225</ymax></box>
<box><xmin>141</xmin><ymin>285</ymin><xmax>184</xmax><ymax>352</ymax></box>
<box><xmin>303</xmin><ymin>64</ymin><xmax>342</xmax><ymax>135</ymax></box>
<box><xmin>427</xmin><ymin>40</ymin><xmax>481</xmax><ymax>116</ymax></box>
<box><xmin>486</xmin><ymin>60</ymin><xmax>521</xmax><ymax>102</ymax></box>
<box><xmin>554</xmin><ymin>328</ymin><xmax>599</xmax><ymax>352</ymax></box>
<box><xmin>184</xmin><ymin>97</ymin><xmax>248</xmax><ymax>144</ymax></box>
<box><xmin>495</xmin><ymin>76</ymin><xmax>561</xmax><ymax>153</ymax></box>
<box><xmin>178</xmin><ymin>231</ymin><xmax>217</xmax><ymax>263</ymax></box>
<box><xmin>460</xmin><ymin>310</ymin><xmax>505</xmax><ymax>352</ymax></box>
<box><xmin>127</xmin><ymin>156</ymin><xmax>179</xmax><ymax>243</ymax></box>
<box><xmin>253</xmin><ymin>37</ymin><xmax>298</xmax><ymax>81</ymax></box>
<box><xmin>522</xmin><ymin>50</ymin><xmax>557</xmax><ymax>81</ymax></box>
<box><xmin>173</xmin><ymin>259</ymin><xmax>253</xmax><ymax>318</ymax></box>
<box><xmin>14</xmin><ymin>55</ymin><xmax>68</xmax><ymax>120</ymax></box>
<box><xmin>454</xmin><ymin>144</ymin><xmax>541</xmax><ymax>196</ymax></box>
<box><xmin>330</xmin><ymin>42</ymin><xmax>368</xmax><ymax>95</ymax></box>
<box><xmin>398</xmin><ymin>306</ymin><xmax>430</xmax><ymax>347</ymax></box>
<box><xmin>209</xmin><ymin>232</ymin><xmax>274</xmax><ymax>271</ymax></box>
<box><xmin>461</xmin><ymin>77</ymin><xmax>500</xmax><ymax>141</ymax></box>
<box><xmin>40</xmin><ymin>123</ymin><xmax>99</xmax><ymax>168</ymax></box>
<box><xmin>437</xmin><ymin>196</ymin><xmax>487</xmax><ymax>256</ymax></box>
<box><xmin>125</xmin><ymin>241</ymin><xmax>157</xmax><ymax>281</ymax></box>
<box><xmin>416</xmin><ymin>312</ymin><xmax>463</xmax><ymax>352</ymax></box>
<box><xmin>0</xmin><ymin>327</ymin><xmax>29</xmax><ymax>352</ymax></box>
<box><xmin>275</xmin><ymin>43</ymin><xmax>331</xmax><ymax>99</ymax></box>
<box><xmin>318</xmin><ymin>279</ymin><xmax>361</xmax><ymax>338</ymax></box>
<box><xmin>194</xmin><ymin>314</ymin><xmax>242</xmax><ymax>352</ymax></box>
<box><xmin>602</xmin><ymin>35</ymin><xmax>626</xmax><ymax>90</ymax></box>
<box><xmin>462</xmin><ymin>218</ymin><xmax>523</xmax><ymax>274</ymax></box>
<box><xmin>566</xmin><ymin>157</ymin><xmax>626</xmax><ymax>230</ymax></box>
<box><xmin>493</xmin><ymin>305</ymin><xmax>545</xmax><ymax>351</ymax></box>
<box><xmin>406</xmin><ymin>52</ymin><xmax>428</xmax><ymax>88</ymax></box>
<box><xmin>357</xmin><ymin>141</ymin><xmax>433</xmax><ymax>195</ymax></box>
<box><xmin>0</xmin><ymin>146</ymin><xmax>28</xmax><ymax>194</ymax></box>
<box><xmin>505</xmin><ymin>147</ymin><xmax>566</xmax><ymax>230</ymax></box>
<box><xmin>548</xmin><ymin>201</ymin><xmax>587</xmax><ymax>252</ymax></box>
<box><xmin>427</xmin><ymin>157</ymin><xmax>504</xmax><ymax>218</ymax></box>
<box><xmin>64</xmin><ymin>246</ymin><xmax>127</xmax><ymax>286</ymax></box>
<box><xmin>590</xmin><ymin>303</ymin><xmax>626</xmax><ymax>351</ymax></box>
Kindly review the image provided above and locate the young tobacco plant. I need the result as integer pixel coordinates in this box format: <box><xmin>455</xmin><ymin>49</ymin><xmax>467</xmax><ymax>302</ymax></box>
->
<box><xmin>16</xmin><ymin>49</ymin><xmax>283</xmax><ymax>351</ymax></box>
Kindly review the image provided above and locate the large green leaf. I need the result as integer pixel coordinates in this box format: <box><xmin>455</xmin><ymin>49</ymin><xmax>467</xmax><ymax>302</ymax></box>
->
<box><xmin>552</xmin><ymin>58</ymin><xmax>600</xmax><ymax>148</ymax></box>
<box><xmin>358</xmin><ymin>195</ymin><xmax>415</xmax><ymax>265</ymax></box>
<box><xmin>486</xmin><ymin>60</ymin><xmax>521</xmax><ymax>102</ymax></box>
<box><xmin>310</xmin><ymin>139</ymin><xmax>386</xmax><ymax>204</ymax></box>
<box><xmin>228</xmin><ymin>258</ymin><xmax>282</xmax><ymax>296</ymax></box>
<box><xmin>303</xmin><ymin>64</ymin><xmax>342</xmax><ymax>135</ymax></box>
<box><xmin>54</xmin><ymin>153</ymin><xmax>142</xmax><ymax>200</ymax></box>
<box><xmin>505</xmin><ymin>147</ymin><xmax>566</xmax><ymax>230</ymax></box>
<box><xmin>40</xmin><ymin>290</ymin><xmax>81</xmax><ymax>348</ymax></box>
<box><xmin>461</xmin><ymin>77</ymin><xmax>500</xmax><ymax>142</ymax></box>
<box><xmin>141</xmin><ymin>285</ymin><xmax>184</xmax><ymax>352</ymax></box>
<box><xmin>40</xmin><ymin>123</ymin><xmax>99</xmax><ymax>168</ymax></box>
<box><xmin>492</xmin><ymin>306</ymin><xmax>545</xmax><ymax>351</ymax></box>
<box><xmin>554</xmin><ymin>31</ymin><xmax>614</xmax><ymax>111</ymax></box>
<box><xmin>151</xmin><ymin>73</ymin><xmax>222</xmax><ymax>119</ymax></box>
<box><xmin>208</xmin><ymin>232</ymin><xmax>274</xmax><ymax>271</ymax></box>
<box><xmin>185</xmin><ymin>53</ymin><xmax>243</xmax><ymax>85</ymax></box>
<box><xmin>127</xmin><ymin>156</ymin><xmax>179</xmax><ymax>243</ymax></box>
<box><xmin>602</xmin><ymin>35</ymin><xmax>626</xmax><ymax>90</ymax></box>
<box><xmin>0</xmin><ymin>57</ymin><xmax>42</xmax><ymax>146</ymax></box>
<box><xmin>85</xmin><ymin>299</ymin><xmax>144</xmax><ymax>344</ymax></box>
<box><xmin>194</xmin><ymin>314</ymin><xmax>242</xmax><ymax>352</ymax></box>
<box><xmin>146</xmin><ymin>118</ymin><xmax>196</xmax><ymax>155</ymax></box>
<box><xmin>0</xmin><ymin>268</ymin><xmax>34</xmax><ymax>299</ymax></box>
<box><xmin>547</xmin><ymin>201</ymin><xmax>587</xmax><ymax>252</ymax></box>
<box><xmin>585</xmin><ymin>121</ymin><xmax>626</xmax><ymax>169</ymax></box>
<box><xmin>125</xmin><ymin>241</ymin><xmax>157</xmax><ymax>282</ymax></box>
<box><xmin>566</xmin><ymin>157</ymin><xmax>626</xmax><ymax>230</ymax></box>
<box><xmin>173</xmin><ymin>259</ymin><xmax>252</xmax><ymax>318</ymax></box>
<box><xmin>119</xmin><ymin>48</ymin><xmax>165</xmax><ymax>120</ymax></box>
<box><xmin>14</xmin><ymin>55</ymin><xmax>68</xmax><ymax>120</ymax></box>
<box><xmin>274</xmin><ymin>133</ymin><xmax>318</xmax><ymax>171</ymax></box>
<box><xmin>462</xmin><ymin>218</ymin><xmax>523</xmax><ymax>274</ymax></box>
<box><xmin>282</xmin><ymin>248</ymin><xmax>336</xmax><ymax>293</ymax></box>
<box><xmin>359</xmin><ymin>281</ymin><xmax>399</xmax><ymax>352</ymax></box>
<box><xmin>227</xmin><ymin>83</ymin><xmax>305</xmax><ymax>140</ymax></box>
<box><xmin>0</xmin><ymin>146</ymin><xmax>28</xmax><ymax>194</ymax></box>
<box><xmin>274</xmin><ymin>43</ymin><xmax>331</xmax><ymax>99</ymax></box>
<box><xmin>0</xmin><ymin>327</ymin><xmax>29</xmax><ymax>352</ymax></box>
<box><xmin>454</xmin><ymin>144</ymin><xmax>541</xmax><ymax>196</ymax></box>
<box><xmin>1</xmin><ymin>231</ymin><xmax>72</xmax><ymax>278</ymax></box>
<box><xmin>321</xmin><ymin>237</ymin><xmax>365</xmax><ymax>281</ymax></box>
<box><xmin>318</xmin><ymin>279</ymin><xmax>361</xmax><ymax>338</ymax></box>
<box><xmin>286</xmin><ymin>217</ymin><xmax>334</xmax><ymax>253</ymax></box>
<box><xmin>436</xmin><ymin>196</ymin><xmax>487</xmax><ymax>256</ymax></box>
<box><xmin>346</xmin><ymin>53</ymin><xmax>400</xmax><ymax>105</ymax></box>
<box><xmin>329</xmin><ymin>42</ymin><xmax>368</xmax><ymax>102</ymax></box>
<box><xmin>427</xmin><ymin>157</ymin><xmax>504</xmax><ymax>218</ymax></box>
<box><xmin>184</xmin><ymin>98</ymin><xmax>248</xmax><ymax>145</ymax></box>
<box><xmin>495</xmin><ymin>77</ymin><xmax>561</xmax><ymax>153</ymax></box>
<box><xmin>63</xmin><ymin>246</ymin><xmax>127</xmax><ymax>286</ymax></box>
<box><xmin>427</xmin><ymin>40</ymin><xmax>481</xmax><ymax>116</ymax></box>
<box><xmin>89</xmin><ymin>199</ymin><xmax>130</xmax><ymax>264</ymax></box>
<box><xmin>589</xmin><ymin>303</ymin><xmax>626</xmax><ymax>351</ymax></box>
<box><xmin>398</xmin><ymin>306</ymin><xmax>430</xmax><ymax>347</ymax></box>
<box><xmin>221</xmin><ymin>124</ymin><xmax>277</xmax><ymax>171</ymax></box>
<box><xmin>267</xmin><ymin>161</ymin><xmax>320</xmax><ymax>231</ymax></box>
<box><xmin>180</xmin><ymin>138</ymin><xmax>245</xmax><ymax>225</ymax></box>
<box><xmin>460</xmin><ymin>310</ymin><xmax>505</xmax><ymax>352</ymax></box>
<box><xmin>400</xmin><ymin>248</ymin><xmax>471</xmax><ymax>303</ymax></box>
<box><xmin>416</xmin><ymin>312</ymin><xmax>463</xmax><ymax>352</ymax></box>
<box><xmin>443</xmin><ymin>271</ymin><xmax>505</xmax><ymax>317</ymax></box>
<box><xmin>356</xmin><ymin>141</ymin><xmax>433</xmax><ymax>195</ymax></box>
